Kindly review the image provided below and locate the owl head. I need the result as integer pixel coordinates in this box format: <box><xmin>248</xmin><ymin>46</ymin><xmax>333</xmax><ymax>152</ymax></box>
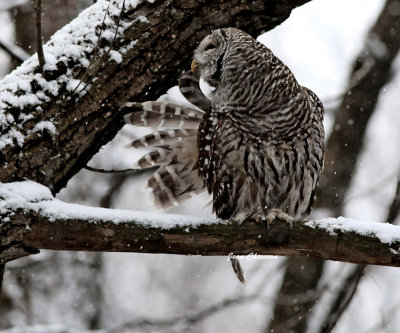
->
<box><xmin>191</xmin><ymin>28</ymin><xmax>271</xmax><ymax>88</ymax></box>
<box><xmin>191</xmin><ymin>29</ymin><xmax>230</xmax><ymax>87</ymax></box>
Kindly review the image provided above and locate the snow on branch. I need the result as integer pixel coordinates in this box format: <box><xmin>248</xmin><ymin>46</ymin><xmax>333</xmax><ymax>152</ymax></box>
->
<box><xmin>1</xmin><ymin>181</ymin><xmax>400</xmax><ymax>266</ymax></box>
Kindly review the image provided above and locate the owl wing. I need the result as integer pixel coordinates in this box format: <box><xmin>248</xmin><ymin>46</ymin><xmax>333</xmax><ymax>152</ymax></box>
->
<box><xmin>121</xmin><ymin>70</ymin><xmax>214</xmax><ymax>210</ymax></box>
<box><xmin>197</xmin><ymin>112</ymin><xmax>268</xmax><ymax>220</ymax></box>
<box><xmin>123</xmin><ymin>101</ymin><xmax>206</xmax><ymax>209</ymax></box>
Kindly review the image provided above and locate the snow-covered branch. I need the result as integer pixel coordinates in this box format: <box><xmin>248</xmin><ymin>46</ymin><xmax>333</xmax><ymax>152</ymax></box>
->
<box><xmin>1</xmin><ymin>181</ymin><xmax>400</xmax><ymax>266</ymax></box>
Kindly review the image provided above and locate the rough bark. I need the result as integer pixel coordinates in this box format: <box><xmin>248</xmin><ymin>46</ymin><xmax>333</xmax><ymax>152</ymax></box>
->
<box><xmin>0</xmin><ymin>0</ymin><xmax>311</xmax><ymax>195</ymax></box>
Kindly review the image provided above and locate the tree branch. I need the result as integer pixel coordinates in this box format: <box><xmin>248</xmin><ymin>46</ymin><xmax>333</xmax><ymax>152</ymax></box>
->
<box><xmin>0</xmin><ymin>38</ymin><xmax>30</xmax><ymax>64</ymax></box>
<box><xmin>318</xmin><ymin>264</ymin><xmax>366</xmax><ymax>333</ymax></box>
<box><xmin>1</xmin><ymin>181</ymin><xmax>400</xmax><ymax>266</ymax></box>
<box><xmin>0</xmin><ymin>264</ymin><xmax>4</xmax><ymax>293</ymax></box>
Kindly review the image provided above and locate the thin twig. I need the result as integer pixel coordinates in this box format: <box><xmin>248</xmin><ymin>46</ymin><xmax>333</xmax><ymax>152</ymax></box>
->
<box><xmin>0</xmin><ymin>264</ymin><xmax>5</xmax><ymax>295</ymax></box>
<box><xmin>76</xmin><ymin>0</ymin><xmax>127</xmax><ymax>96</ymax></box>
<box><xmin>386</xmin><ymin>170</ymin><xmax>400</xmax><ymax>223</ymax></box>
<box><xmin>34</xmin><ymin>0</ymin><xmax>45</xmax><ymax>69</ymax></box>
<box><xmin>110</xmin><ymin>294</ymin><xmax>259</xmax><ymax>332</ymax></box>
<box><xmin>318</xmin><ymin>264</ymin><xmax>366</xmax><ymax>333</ymax></box>
<box><xmin>0</xmin><ymin>39</ymin><xmax>30</xmax><ymax>64</ymax></box>
<box><xmin>84</xmin><ymin>165</ymin><xmax>157</xmax><ymax>174</ymax></box>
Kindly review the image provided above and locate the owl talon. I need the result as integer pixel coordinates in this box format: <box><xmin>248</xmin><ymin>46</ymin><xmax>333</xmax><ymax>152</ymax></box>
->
<box><xmin>263</xmin><ymin>209</ymin><xmax>294</xmax><ymax>229</ymax></box>
<box><xmin>231</xmin><ymin>213</ymin><xmax>250</xmax><ymax>224</ymax></box>
<box><xmin>252</xmin><ymin>214</ymin><xmax>263</xmax><ymax>223</ymax></box>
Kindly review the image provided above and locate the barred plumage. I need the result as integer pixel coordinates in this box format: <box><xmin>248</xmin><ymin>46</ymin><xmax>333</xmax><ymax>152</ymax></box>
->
<box><xmin>124</xmin><ymin>28</ymin><xmax>325</xmax><ymax>284</ymax></box>
<box><xmin>179</xmin><ymin>71</ymin><xmax>211</xmax><ymax>112</ymax></box>
<box><xmin>122</xmin><ymin>101</ymin><xmax>205</xmax><ymax>209</ymax></box>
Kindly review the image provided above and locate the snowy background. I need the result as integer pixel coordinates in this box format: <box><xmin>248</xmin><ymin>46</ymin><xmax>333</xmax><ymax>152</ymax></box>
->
<box><xmin>2</xmin><ymin>0</ymin><xmax>400</xmax><ymax>332</ymax></box>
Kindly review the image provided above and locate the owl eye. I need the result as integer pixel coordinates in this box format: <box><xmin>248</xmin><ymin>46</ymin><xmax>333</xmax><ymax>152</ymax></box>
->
<box><xmin>204</xmin><ymin>43</ymin><xmax>217</xmax><ymax>51</ymax></box>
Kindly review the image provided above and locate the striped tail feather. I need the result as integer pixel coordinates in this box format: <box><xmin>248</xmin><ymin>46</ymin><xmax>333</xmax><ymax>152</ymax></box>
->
<box><xmin>179</xmin><ymin>70</ymin><xmax>211</xmax><ymax>112</ymax></box>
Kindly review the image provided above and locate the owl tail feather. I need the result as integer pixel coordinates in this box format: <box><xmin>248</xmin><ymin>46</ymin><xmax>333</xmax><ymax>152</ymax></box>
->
<box><xmin>124</xmin><ymin>101</ymin><xmax>205</xmax><ymax>209</ymax></box>
<box><xmin>230</xmin><ymin>258</ymin><xmax>246</xmax><ymax>285</ymax></box>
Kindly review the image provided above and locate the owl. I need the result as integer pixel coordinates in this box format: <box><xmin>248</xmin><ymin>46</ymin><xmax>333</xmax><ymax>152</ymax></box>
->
<box><xmin>123</xmin><ymin>28</ymin><xmax>325</xmax><ymax>284</ymax></box>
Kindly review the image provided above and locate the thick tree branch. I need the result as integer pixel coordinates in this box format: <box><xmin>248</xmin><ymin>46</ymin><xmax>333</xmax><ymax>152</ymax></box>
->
<box><xmin>7</xmin><ymin>207</ymin><xmax>400</xmax><ymax>266</ymax></box>
<box><xmin>1</xmin><ymin>181</ymin><xmax>400</xmax><ymax>266</ymax></box>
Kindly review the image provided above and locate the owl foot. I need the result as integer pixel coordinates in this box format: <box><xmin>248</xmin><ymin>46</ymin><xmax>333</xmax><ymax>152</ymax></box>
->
<box><xmin>253</xmin><ymin>209</ymin><xmax>294</xmax><ymax>228</ymax></box>
<box><xmin>231</xmin><ymin>212</ymin><xmax>251</xmax><ymax>224</ymax></box>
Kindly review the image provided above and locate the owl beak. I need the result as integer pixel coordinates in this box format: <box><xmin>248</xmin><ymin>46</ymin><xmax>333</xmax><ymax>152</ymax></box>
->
<box><xmin>191</xmin><ymin>59</ymin><xmax>198</xmax><ymax>73</ymax></box>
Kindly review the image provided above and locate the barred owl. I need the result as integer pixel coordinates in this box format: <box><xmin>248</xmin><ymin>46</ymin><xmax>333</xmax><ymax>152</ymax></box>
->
<box><xmin>123</xmin><ymin>28</ymin><xmax>325</xmax><ymax>283</ymax></box>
